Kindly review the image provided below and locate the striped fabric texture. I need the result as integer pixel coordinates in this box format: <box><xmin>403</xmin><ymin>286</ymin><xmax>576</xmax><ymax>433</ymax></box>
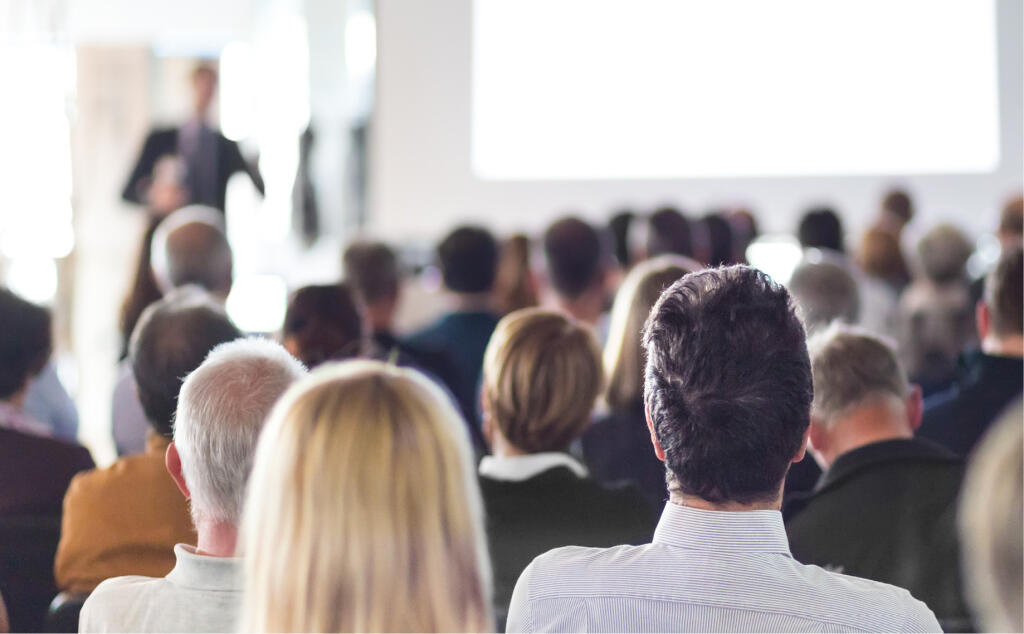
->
<box><xmin>506</xmin><ymin>503</ymin><xmax>941</xmax><ymax>633</ymax></box>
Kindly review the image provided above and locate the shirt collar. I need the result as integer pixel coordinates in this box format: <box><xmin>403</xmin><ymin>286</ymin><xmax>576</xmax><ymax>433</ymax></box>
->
<box><xmin>652</xmin><ymin>502</ymin><xmax>792</xmax><ymax>556</ymax></box>
<box><xmin>478</xmin><ymin>452</ymin><xmax>588</xmax><ymax>482</ymax></box>
<box><xmin>166</xmin><ymin>544</ymin><xmax>243</xmax><ymax>592</ymax></box>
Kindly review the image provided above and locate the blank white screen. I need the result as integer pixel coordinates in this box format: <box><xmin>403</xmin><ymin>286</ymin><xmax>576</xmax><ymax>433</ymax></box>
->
<box><xmin>472</xmin><ymin>0</ymin><xmax>1000</xmax><ymax>180</ymax></box>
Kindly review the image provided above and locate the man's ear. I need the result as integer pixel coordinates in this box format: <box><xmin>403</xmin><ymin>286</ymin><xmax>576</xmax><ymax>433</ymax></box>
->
<box><xmin>645</xmin><ymin>404</ymin><xmax>666</xmax><ymax>462</ymax></box>
<box><xmin>806</xmin><ymin>422</ymin><xmax>824</xmax><ymax>460</ymax></box>
<box><xmin>906</xmin><ymin>384</ymin><xmax>924</xmax><ymax>432</ymax></box>
<box><xmin>165</xmin><ymin>442</ymin><xmax>191</xmax><ymax>500</ymax></box>
<box><xmin>976</xmin><ymin>300</ymin><xmax>990</xmax><ymax>342</ymax></box>
<box><xmin>794</xmin><ymin>424</ymin><xmax>810</xmax><ymax>464</ymax></box>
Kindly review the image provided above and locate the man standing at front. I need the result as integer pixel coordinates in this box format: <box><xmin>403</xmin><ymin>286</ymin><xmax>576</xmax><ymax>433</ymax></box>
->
<box><xmin>506</xmin><ymin>266</ymin><xmax>940</xmax><ymax>633</ymax></box>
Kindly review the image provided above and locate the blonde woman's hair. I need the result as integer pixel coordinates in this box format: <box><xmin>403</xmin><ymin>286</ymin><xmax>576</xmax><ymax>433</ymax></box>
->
<box><xmin>239</xmin><ymin>360</ymin><xmax>493</xmax><ymax>632</ymax></box>
<box><xmin>604</xmin><ymin>256</ymin><xmax>700</xmax><ymax>411</ymax></box>
<box><xmin>482</xmin><ymin>308</ymin><xmax>603</xmax><ymax>453</ymax></box>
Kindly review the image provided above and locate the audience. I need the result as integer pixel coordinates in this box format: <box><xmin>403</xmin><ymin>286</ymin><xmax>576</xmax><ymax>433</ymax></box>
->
<box><xmin>858</xmin><ymin>225</ymin><xmax>911</xmax><ymax>293</ymax></box>
<box><xmin>493</xmin><ymin>234</ymin><xmax>539</xmax><ymax>315</ymax></box>
<box><xmin>281</xmin><ymin>283</ymin><xmax>367</xmax><ymax>367</ymax></box>
<box><xmin>342</xmin><ymin>240</ymin><xmax>412</xmax><ymax>358</ymax></box>
<box><xmin>607</xmin><ymin>210</ymin><xmax>636</xmax><ymax>269</ymax></box>
<box><xmin>917</xmin><ymin>224</ymin><xmax>974</xmax><ymax>285</ymax></box>
<box><xmin>879</xmin><ymin>187</ymin><xmax>915</xmax><ymax>237</ymax></box>
<box><xmin>784</xmin><ymin>326</ymin><xmax>968</xmax><ymax>629</ymax></box>
<box><xmin>997</xmin><ymin>194</ymin><xmax>1023</xmax><ymax>249</ymax></box>
<box><xmin>919</xmin><ymin>246</ymin><xmax>1023</xmax><ymax>456</ymax></box>
<box><xmin>699</xmin><ymin>213</ymin><xmax>736</xmax><ymax>267</ymax></box>
<box><xmin>79</xmin><ymin>338</ymin><xmax>304</xmax><ymax>632</ymax></box>
<box><xmin>582</xmin><ymin>255</ymin><xmax>699</xmax><ymax>506</ymax></box>
<box><xmin>786</xmin><ymin>254</ymin><xmax>860</xmax><ymax>335</ymax></box>
<box><xmin>406</xmin><ymin>225</ymin><xmax>500</xmax><ymax>431</ymax></box>
<box><xmin>797</xmin><ymin>206</ymin><xmax>845</xmax><ymax>254</ymax></box>
<box><xmin>479</xmin><ymin>308</ymin><xmax>657</xmax><ymax>628</ymax></box>
<box><xmin>541</xmin><ymin>216</ymin><xmax>609</xmax><ymax>330</ymax></box>
<box><xmin>239</xmin><ymin>361</ymin><xmax>493</xmax><ymax>632</ymax></box>
<box><xmin>645</xmin><ymin>207</ymin><xmax>694</xmax><ymax>259</ymax></box>
<box><xmin>958</xmin><ymin>400</ymin><xmax>1023</xmax><ymax>633</ymax></box>
<box><xmin>118</xmin><ymin>218</ymin><xmax>164</xmax><ymax>360</ymax></box>
<box><xmin>56</xmin><ymin>290</ymin><xmax>241</xmax><ymax>594</ymax></box>
<box><xmin>506</xmin><ymin>266</ymin><xmax>941</xmax><ymax>633</ymax></box>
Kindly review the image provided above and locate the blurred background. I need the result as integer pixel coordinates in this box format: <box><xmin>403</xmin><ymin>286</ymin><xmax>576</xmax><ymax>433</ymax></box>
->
<box><xmin>1</xmin><ymin>0</ymin><xmax>1021</xmax><ymax>464</ymax></box>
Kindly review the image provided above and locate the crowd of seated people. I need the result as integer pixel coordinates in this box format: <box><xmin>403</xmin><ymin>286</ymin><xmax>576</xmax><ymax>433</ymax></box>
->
<box><xmin>0</xmin><ymin>188</ymin><xmax>1020</xmax><ymax>633</ymax></box>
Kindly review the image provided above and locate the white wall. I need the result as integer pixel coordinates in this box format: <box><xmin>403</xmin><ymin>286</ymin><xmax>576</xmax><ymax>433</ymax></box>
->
<box><xmin>370</xmin><ymin>0</ymin><xmax>1023</xmax><ymax>244</ymax></box>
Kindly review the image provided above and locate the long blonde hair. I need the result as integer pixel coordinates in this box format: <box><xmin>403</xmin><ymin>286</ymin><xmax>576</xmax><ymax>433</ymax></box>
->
<box><xmin>604</xmin><ymin>256</ymin><xmax>700</xmax><ymax>411</ymax></box>
<box><xmin>239</xmin><ymin>360</ymin><xmax>493</xmax><ymax>632</ymax></box>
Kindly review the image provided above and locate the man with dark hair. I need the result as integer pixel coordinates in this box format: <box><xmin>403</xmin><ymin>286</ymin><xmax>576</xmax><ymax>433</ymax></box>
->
<box><xmin>542</xmin><ymin>217</ymin><xmax>608</xmax><ymax>329</ymax></box>
<box><xmin>506</xmin><ymin>266</ymin><xmax>940</xmax><ymax>633</ymax></box>
<box><xmin>342</xmin><ymin>240</ymin><xmax>405</xmax><ymax>355</ymax></box>
<box><xmin>646</xmin><ymin>207</ymin><xmax>694</xmax><ymax>259</ymax></box>
<box><xmin>919</xmin><ymin>247</ymin><xmax>1024</xmax><ymax>456</ymax></box>
<box><xmin>406</xmin><ymin>226</ymin><xmax>500</xmax><ymax>437</ymax></box>
<box><xmin>881</xmin><ymin>188</ymin><xmax>915</xmax><ymax>231</ymax></box>
<box><xmin>798</xmin><ymin>206</ymin><xmax>845</xmax><ymax>253</ymax></box>
<box><xmin>55</xmin><ymin>290</ymin><xmax>241</xmax><ymax>594</ymax></box>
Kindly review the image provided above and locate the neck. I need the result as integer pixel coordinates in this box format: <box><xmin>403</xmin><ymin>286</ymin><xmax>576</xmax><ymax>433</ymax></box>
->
<box><xmin>5</xmin><ymin>385</ymin><xmax>27</xmax><ymax>411</ymax></box>
<box><xmin>194</xmin><ymin>519</ymin><xmax>238</xmax><ymax>558</ymax></box>
<box><xmin>365</xmin><ymin>301</ymin><xmax>394</xmax><ymax>333</ymax></box>
<box><xmin>557</xmin><ymin>290</ymin><xmax>604</xmax><ymax>326</ymax></box>
<box><xmin>816</xmin><ymin>401</ymin><xmax>912</xmax><ymax>468</ymax></box>
<box><xmin>669</xmin><ymin>491</ymin><xmax>781</xmax><ymax>512</ymax></box>
<box><xmin>982</xmin><ymin>334</ymin><xmax>1024</xmax><ymax>358</ymax></box>
<box><xmin>449</xmin><ymin>292</ymin><xmax>493</xmax><ymax>313</ymax></box>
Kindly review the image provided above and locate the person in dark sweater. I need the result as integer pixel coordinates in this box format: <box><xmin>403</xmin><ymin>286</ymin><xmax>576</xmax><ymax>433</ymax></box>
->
<box><xmin>582</xmin><ymin>255</ymin><xmax>699</xmax><ymax>507</ymax></box>
<box><xmin>785</xmin><ymin>325</ymin><xmax>969</xmax><ymax>630</ymax></box>
<box><xmin>919</xmin><ymin>246</ymin><xmax>1023</xmax><ymax>457</ymax></box>
<box><xmin>478</xmin><ymin>308</ymin><xmax>657</xmax><ymax>630</ymax></box>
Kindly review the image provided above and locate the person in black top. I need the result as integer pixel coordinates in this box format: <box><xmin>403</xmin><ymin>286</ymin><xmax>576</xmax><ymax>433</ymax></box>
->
<box><xmin>919</xmin><ymin>246</ymin><xmax>1023</xmax><ymax>457</ymax></box>
<box><xmin>478</xmin><ymin>308</ymin><xmax>656</xmax><ymax>630</ymax></box>
<box><xmin>784</xmin><ymin>325</ymin><xmax>968</xmax><ymax>630</ymax></box>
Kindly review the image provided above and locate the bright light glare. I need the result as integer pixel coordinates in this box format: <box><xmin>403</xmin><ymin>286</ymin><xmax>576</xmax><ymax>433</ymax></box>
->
<box><xmin>226</xmin><ymin>274</ymin><xmax>288</xmax><ymax>333</ymax></box>
<box><xmin>346</xmin><ymin>11</ymin><xmax>377</xmax><ymax>78</ymax></box>
<box><xmin>6</xmin><ymin>256</ymin><xmax>58</xmax><ymax>305</ymax></box>
<box><xmin>746</xmin><ymin>235</ymin><xmax>804</xmax><ymax>285</ymax></box>
<box><xmin>472</xmin><ymin>0</ymin><xmax>1000</xmax><ymax>180</ymax></box>
<box><xmin>220</xmin><ymin>42</ymin><xmax>256</xmax><ymax>142</ymax></box>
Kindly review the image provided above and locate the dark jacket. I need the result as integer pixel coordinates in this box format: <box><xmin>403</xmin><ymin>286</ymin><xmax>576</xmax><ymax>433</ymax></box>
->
<box><xmin>480</xmin><ymin>464</ymin><xmax>657</xmax><ymax>630</ymax></box>
<box><xmin>581</xmin><ymin>405</ymin><xmax>668</xmax><ymax>507</ymax></box>
<box><xmin>784</xmin><ymin>438</ymin><xmax>969</xmax><ymax>630</ymax></box>
<box><xmin>122</xmin><ymin>126</ymin><xmax>264</xmax><ymax>212</ymax></box>
<box><xmin>0</xmin><ymin>427</ymin><xmax>94</xmax><ymax>516</ymax></box>
<box><xmin>918</xmin><ymin>352</ymin><xmax>1023</xmax><ymax>457</ymax></box>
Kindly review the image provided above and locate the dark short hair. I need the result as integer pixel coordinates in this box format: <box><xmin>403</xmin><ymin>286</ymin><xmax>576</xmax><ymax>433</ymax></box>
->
<box><xmin>701</xmin><ymin>213</ymin><xmax>736</xmax><ymax>267</ymax></box>
<box><xmin>283</xmin><ymin>283</ymin><xmax>366</xmax><ymax>367</ymax></box>
<box><xmin>543</xmin><ymin>216</ymin><xmax>604</xmax><ymax>298</ymax></box>
<box><xmin>647</xmin><ymin>207</ymin><xmax>693</xmax><ymax>258</ymax></box>
<box><xmin>999</xmin><ymin>195</ymin><xmax>1023</xmax><ymax>237</ymax></box>
<box><xmin>986</xmin><ymin>246</ymin><xmax>1024</xmax><ymax>337</ymax></box>
<box><xmin>437</xmin><ymin>226</ymin><xmax>498</xmax><ymax>294</ymax></box>
<box><xmin>642</xmin><ymin>266</ymin><xmax>812</xmax><ymax>504</ymax></box>
<box><xmin>608</xmin><ymin>210</ymin><xmax>635</xmax><ymax>268</ymax></box>
<box><xmin>343</xmin><ymin>241</ymin><xmax>400</xmax><ymax>303</ymax></box>
<box><xmin>130</xmin><ymin>291</ymin><xmax>241</xmax><ymax>436</ymax></box>
<box><xmin>798</xmin><ymin>207</ymin><xmax>844</xmax><ymax>253</ymax></box>
<box><xmin>882</xmin><ymin>189</ymin><xmax>914</xmax><ymax>224</ymax></box>
<box><xmin>0</xmin><ymin>289</ymin><xmax>52</xmax><ymax>400</ymax></box>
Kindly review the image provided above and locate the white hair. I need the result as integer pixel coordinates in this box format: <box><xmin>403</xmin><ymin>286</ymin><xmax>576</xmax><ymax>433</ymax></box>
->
<box><xmin>151</xmin><ymin>205</ymin><xmax>233</xmax><ymax>295</ymax></box>
<box><xmin>174</xmin><ymin>337</ymin><xmax>306</xmax><ymax>525</ymax></box>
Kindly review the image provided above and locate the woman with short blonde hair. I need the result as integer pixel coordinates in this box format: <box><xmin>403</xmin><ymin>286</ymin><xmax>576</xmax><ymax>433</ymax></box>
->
<box><xmin>239</xmin><ymin>360</ymin><xmax>492</xmax><ymax>633</ymax></box>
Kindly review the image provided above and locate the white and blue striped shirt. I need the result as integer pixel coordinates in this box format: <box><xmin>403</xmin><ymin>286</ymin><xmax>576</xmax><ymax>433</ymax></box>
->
<box><xmin>506</xmin><ymin>503</ymin><xmax>941</xmax><ymax>633</ymax></box>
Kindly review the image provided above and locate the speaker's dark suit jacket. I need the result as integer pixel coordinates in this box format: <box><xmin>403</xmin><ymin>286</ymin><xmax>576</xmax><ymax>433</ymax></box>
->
<box><xmin>122</xmin><ymin>126</ymin><xmax>264</xmax><ymax>212</ymax></box>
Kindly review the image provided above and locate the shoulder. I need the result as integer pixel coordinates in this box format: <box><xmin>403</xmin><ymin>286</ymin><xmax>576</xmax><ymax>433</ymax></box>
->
<box><xmin>81</xmin><ymin>576</ymin><xmax>165</xmax><ymax>631</ymax></box>
<box><xmin>67</xmin><ymin>453</ymin><xmax>155</xmax><ymax>500</ymax></box>
<box><xmin>516</xmin><ymin>543</ymin><xmax>649</xmax><ymax>600</ymax></box>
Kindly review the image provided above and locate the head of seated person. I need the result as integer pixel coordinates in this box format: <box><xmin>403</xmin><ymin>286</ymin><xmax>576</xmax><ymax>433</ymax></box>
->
<box><xmin>646</xmin><ymin>207</ymin><xmax>694</xmax><ymax>259</ymax></box>
<box><xmin>130</xmin><ymin>289</ymin><xmax>241</xmax><ymax>441</ymax></box>
<box><xmin>0</xmin><ymin>288</ymin><xmax>51</xmax><ymax>418</ymax></box>
<box><xmin>542</xmin><ymin>216</ymin><xmax>608</xmax><ymax>326</ymax></box>
<box><xmin>879</xmin><ymin>188</ymin><xmax>915</xmax><ymax>235</ymax></box>
<box><xmin>482</xmin><ymin>308</ymin><xmax>603</xmax><ymax>456</ymax></box>
<box><xmin>699</xmin><ymin>212</ymin><xmax>737</xmax><ymax>267</ymax></box>
<box><xmin>239</xmin><ymin>361</ymin><xmax>492</xmax><ymax>632</ymax></box>
<box><xmin>436</xmin><ymin>225</ymin><xmax>498</xmax><ymax>310</ymax></box>
<box><xmin>998</xmin><ymin>194</ymin><xmax>1023</xmax><ymax>249</ymax></box>
<box><xmin>917</xmin><ymin>224</ymin><xmax>974</xmax><ymax>286</ymax></box>
<box><xmin>343</xmin><ymin>240</ymin><xmax>401</xmax><ymax>335</ymax></box>
<box><xmin>857</xmin><ymin>225</ymin><xmax>907</xmax><ymax>288</ymax></box>
<box><xmin>150</xmin><ymin>206</ymin><xmax>233</xmax><ymax>299</ymax></box>
<box><xmin>282</xmin><ymin>283</ymin><xmax>367</xmax><ymax>368</ymax></box>
<box><xmin>978</xmin><ymin>246</ymin><xmax>1023</xmax><ymax>359</ymax></box>
<box><xmin>805</xmin><ymin>325</ymin><xmax>921</xmax><ymax>468</ymax></box>
<box><xmin>797</xmin><ymin>206</ymin><xmax>845</xmax><ymax>254</ymax></box>
<box><xmin>897</xmin><ymin>281</ymin><xmax>976</xmax><ymax>388</ymax></box>
<box><xmin>787</xmin><ymin>253</ymin><xmax>861</xmax><ymax>336</ymax></box>
<box><xmin>642</xmin><ymin>266</ymin><xmax>812</xmax><ymax>509</ymax></box>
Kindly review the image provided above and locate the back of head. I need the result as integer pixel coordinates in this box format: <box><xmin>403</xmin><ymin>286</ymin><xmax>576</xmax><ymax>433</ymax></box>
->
<box><xmin>898</xmin><ymin>281</ymin><xmax>976</xmax><ymax>383</ymax></box>
<box><xmin>787</xmin><ymin>255</ymin><xmax>860</xmax><ymax>335</ymax></box>
<box><xmin>701</xmin><ymin>213</ymin><xmax>736</xmax><ymax>267</ymax></box>
<box><xmin>646</xmin><ymin>207</ymin><xmax>693</xmax><ymax>258</ymax></box>
<box><xmin>807</xmin><ymin>325</ymin><xmax>909</xmax><ymax>426</ymax></box>
<box><xmin>542</xmin><ymin>216</ymin><xmax>605</xmax><ymax>299</ymax></box>
<box><xmin>175</xmin><ymin>338</ymin><xmax>306</xmax><ymax>526</ymax></box>
<box><xmin>959</xmin><ymin>400</ymin><xmax>1023</xmax><ymax>633</ymax></box>
<box><xmin>642</xmin><ymin>266</ymin><xmax>811</xmax><ymax>504</ymax></box>
<box><xmin>342</xmin><ymin>241</ymin><xmax>400</xmax><ymax>304</ymax></box>
<box><xmin>0</xmin><ymin>289</ymin><xmax>51</xmax><ymax>401</ymax></box>
<box><xmin>882</xmin><ymin>188</ymin><xmax>914</xmax><ymax>226</ymax></box>
<box><xmin>437</xmin><ymin>226</ymin><xmax>498</xmax><ymax>294</ymax></box>
<box><xmin>151</xmin><ymin>206</ymin><xmax>233</xmax><ymax>296</ymax></box>
<box><xmin>483</xmin><ymin>308</ymin><xmax>603</xmax><ymax>453</ymax></box>
<box><xmin>130</xmin><ymin>289</ymin><xmax>242</xmax><ymax>436</ymax></box>
<box><xmin>984</xmin><ymin>246</ymin><xmax>1024</xmax><ymax>338</ymax></box>
<box><xmin>282</xmin><ymin>283</ymin><xmax>366</xmax><ymax>367</ymax></box>
<box><xmin>797</xmin><ymin>207</ymin><xmax>845</xmax><ymax>253</ymax></box>
<box><xmin>494</xmin><ymin>234</ymin><xmax>538</xmax><ymax>314</ymax></box>
<box><xmin>608</xmin><ymin>210</ymin><xmax>635</xmax><ymax>268</ymax></box>
<box><xmin>605</xmin><ymin>256</ymin><xmax>700</xmax><ymax>411</ymax></box>
<box><xmin>998</xmin><ymin>195</ymin><xmax>1023</xmax><ymax>244</ymax></box>
<box><xmin>240</xmin><ymin>361</ymin><xmax>492</xmax><ymax>632</ymax></box>
<box><xmin>917</xmin><ymin>224</ymin><xmax>974</xmax><ymax>284</ymax></box>
<box><xmin>857</xmin><ymin>226</ymin><xmax>904</xmax><ymax>281</ymax></box>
